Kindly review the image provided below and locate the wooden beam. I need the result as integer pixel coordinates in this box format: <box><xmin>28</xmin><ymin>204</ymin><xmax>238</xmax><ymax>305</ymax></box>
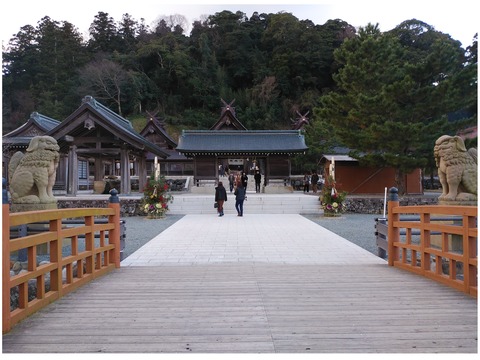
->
<box><xmin>72</xmin><ymin>137</ymin><xmax>121</xmax><ymax>144</ymax></box>
<box><xmin>75</xmin><ymin>149</ymin><xmax>120</xmax><ymax>155</ymax></box>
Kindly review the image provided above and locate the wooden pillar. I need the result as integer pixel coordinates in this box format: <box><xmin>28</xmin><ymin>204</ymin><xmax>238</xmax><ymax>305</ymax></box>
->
<box><xmin>94</xmin><ymin>157</ymin><xmax>103</xmax><ymax>181</ymax></box>
<box><xmin>94</xmin><ymin>130</ymin><xmax>103</xmax><ymax>182</ymax></box>
<box><xmin>57</xmin><ymin>156</ymin><xmax>68</xmax><ymax>192</ymax></box>
<box><xmin>67</xmin><ymin>145</ymin><xmax>78</xmax><ymax>196</ymax></box>
<box><xmin>120</xmin><ymin>148</ymin><xmax>130</xmax><ymax>194</ymax></box>
<box><xmin>138</xmin><ymin>155</ymin><xmax>147</xmax><ymax>192</ymax></box>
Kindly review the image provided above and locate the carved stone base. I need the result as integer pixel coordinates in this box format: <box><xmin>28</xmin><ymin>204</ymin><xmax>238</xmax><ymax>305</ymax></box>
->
<box><xmin>11</xmin><ymin>203</ymin><xmax>58</xmax><ymax>213</ymax></box>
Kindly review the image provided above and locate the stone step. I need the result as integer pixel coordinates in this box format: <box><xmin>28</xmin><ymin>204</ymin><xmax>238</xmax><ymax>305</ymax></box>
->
<box><xmin>168</xmin><ymin>193</ymin><xmax>321</xmax><ymax>215</ymax></box>
<box><xmin>189</xmin><ymin>175</ymin><xmax>294</xmax><ymax>194</ymax></box>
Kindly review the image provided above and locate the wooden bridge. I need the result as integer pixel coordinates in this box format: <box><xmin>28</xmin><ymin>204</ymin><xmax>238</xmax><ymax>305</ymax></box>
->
<box><xmin>2</xmin><ymin>190</ymin><xmax>477</xmax><ymax>353</ymax></box>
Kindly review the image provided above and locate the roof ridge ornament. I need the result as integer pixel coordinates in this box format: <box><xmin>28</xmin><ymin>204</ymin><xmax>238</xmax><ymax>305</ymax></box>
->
<box><xmin>220</xmin><ymin>98</ymin><xmax>236</xmax><ymax>117</ymax></box>
<box><xmin>31</xmin><ymin>111</ymin><xmax>40</xmax><ymax>120</ymax></box>
<box><xmin>82</xmin><ymin>95</ymin><xmax>97</xmax><ymax>108</ymax></box>
<box><xmin>291</xmin><ymin>110</ymin><xmax>310</xmax><ymax>130</ymax></box>
<box><xmin>146</xmin><ymin>110</ymin><xmax>167</xmax><ymax>129</ymax></box>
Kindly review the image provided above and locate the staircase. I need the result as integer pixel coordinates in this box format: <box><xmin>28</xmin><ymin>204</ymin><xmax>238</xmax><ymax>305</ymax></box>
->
<box><xmin>189</xmin><ymin>174</ymin><xmax>293</xmax><ymax>194</ymax></box>
<box><xmin>168</xmin><ymin>192</ymin><xmax>321</xmax><ymax>215</ymax></box>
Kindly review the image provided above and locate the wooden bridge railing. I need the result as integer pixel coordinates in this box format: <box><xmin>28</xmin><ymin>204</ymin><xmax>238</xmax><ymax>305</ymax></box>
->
<box><xmin>386</xmin><ymin>187</ymin><xmax>477</xmax><ymax>297</ymax></box>
<box><xmin>2</xmin><ymin>181</ymin><xmax>121</xmax><ymax>333</ymax></box>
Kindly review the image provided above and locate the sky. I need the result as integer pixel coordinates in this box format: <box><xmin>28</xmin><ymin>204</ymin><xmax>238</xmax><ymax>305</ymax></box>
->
<box><xmin>1</xmin><ymin>0</ymin><xmax>478</xmax><ymax>48</ymax></box>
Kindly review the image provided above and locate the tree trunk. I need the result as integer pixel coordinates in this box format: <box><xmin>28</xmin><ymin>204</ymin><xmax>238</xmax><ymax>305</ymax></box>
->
<box><xmin>395</xmin><ymin>168</ymin><xmax>406</xmax><ymax>195</ymax></box>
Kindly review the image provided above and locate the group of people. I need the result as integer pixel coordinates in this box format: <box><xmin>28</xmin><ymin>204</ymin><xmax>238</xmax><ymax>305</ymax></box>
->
<box><xmin>215</xmin><ymin>169</ymin><xmax>321</xmax><ymax>216</ymax></box>
<box><xmin>215</xmin><ymin>172</ymin><xmax>248</xmax><ymax>217</ymax></box>
<box><xmin>303</xmin><ymin>170</ymin><xmax>320</xmax><ymax>193</ymax></box>
<box><xmin>227</xmin><ymin>171</ymin><xmax>249</xmax><ymax>192</ymax></box>
<box><xmin>218</xmin><ymin>164</ymin><xmax>231</xmax><ymax>177</ymax></box>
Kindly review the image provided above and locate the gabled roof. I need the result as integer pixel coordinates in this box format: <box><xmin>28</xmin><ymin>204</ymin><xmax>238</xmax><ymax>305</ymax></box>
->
<box><xmin>176</xmin><ymin>130</ymin><xmax>308</xmax><ymax>156</ymax></box>
<box><xmin>3</xmin><ymin>112</ymin><xmax>60</xmax><ymax>138</ymax></box>
<box><xmin>139</xmin><ymin>116</ymin><xmax>177</xmax><ymax>148</ymax></box>
<box><xmin>47</xmin><ymin>96</ymin><xmax>169</xmax><ymax>158</ymax></box>
<box><xmin>3</xmin><ymin>112</ymin><xmax>61</xmax><ymax>148</ymax></box>
<box><xmin>210</xmin><ymin>99</ymin><xmax>247</xmax><ymax>130</ymax></box>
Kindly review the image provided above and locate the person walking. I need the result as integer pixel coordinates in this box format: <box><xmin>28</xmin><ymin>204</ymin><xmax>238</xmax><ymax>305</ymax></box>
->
<box><xmin>214</xmin><ymin>181</ymin><xmax>227</xmax><ymax>217</ymax></box>
<box><xmin>311</xmin><ymin>170</ymin><xmax>319</xmax><ymax>193</ymax></box>
<box><xmin>254</xmin><ymin>170</ymin><xmax>262</xmax><ymax>193</ymax></box>
<box><xmin>234</xmin><ymin>182</ymin><xmax>246</xmax><ymax>217</ymax></box>
<box><xmin>303</xmin><ymin>172</ymin><xmax>311</xmax><ymax>193</ymax></box>
<box><xmin>228</xmin><ymin>172</ymin><xmax>235</xmax><ymax>192</ymax></box>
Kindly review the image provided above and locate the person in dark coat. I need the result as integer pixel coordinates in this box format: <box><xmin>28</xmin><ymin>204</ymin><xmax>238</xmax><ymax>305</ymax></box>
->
<box><xmin>241</xmin><ymin>172</ymin><xmax>248</xmax><ymax>190</ymax></box>
<box><xmin>228</xmin><ymin>172</ymin><xmax>235</xmax><ymax>192</ymax></box>
<box><xmin>234</xmin><ymin>182</ymin><xmax>246</xmax><ymax>217</ymax></box>
<box><xmin>215</xmin><ymin>181</ymin><xmax>227</xmax><ymax>217</ymax></box>
<box><xmin>303</xmin><ymin>172</ymin><xmax>311</xmax><ymax>193</ymax></box>
<box><xmin>311</xmin><ymin>170</ymin><xmax>319</xmax><ymax>193</ymax></box>
<box><xmin>254</xmin><ymin>170</ymin><xmax>262</xmax><ymax>193</ymax></box>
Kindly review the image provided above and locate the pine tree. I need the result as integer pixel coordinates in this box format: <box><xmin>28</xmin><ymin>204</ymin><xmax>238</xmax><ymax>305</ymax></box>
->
<box><xmin>315</xmin><ymin>22</ymin><xmax>473</xmax><ymax>193</ymax></box>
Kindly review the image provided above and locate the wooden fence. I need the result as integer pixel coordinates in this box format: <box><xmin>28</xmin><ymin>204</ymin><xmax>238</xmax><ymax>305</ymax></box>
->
<box><xmin>2</xmin><ymin>183</ymin><xmax>121</xmax><ymax>333</ymax></box>
<box><xmin>386</xmin><ymin>188</ymin><xmax>477</xmax><ymax>297</ymax></box>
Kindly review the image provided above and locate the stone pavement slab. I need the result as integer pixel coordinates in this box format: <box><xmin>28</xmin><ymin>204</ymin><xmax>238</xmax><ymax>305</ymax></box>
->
<box><xmin>121</xmin><ymin>214</ymin><xmax>386</xmax><ymax>266</ymax></box>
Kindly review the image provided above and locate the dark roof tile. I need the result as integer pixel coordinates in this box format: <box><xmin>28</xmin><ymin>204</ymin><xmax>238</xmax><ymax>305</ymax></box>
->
<box><xmin>177</xmin><ymin>130</ymin><xmax>308</xmax><ymax>155</ymax></box>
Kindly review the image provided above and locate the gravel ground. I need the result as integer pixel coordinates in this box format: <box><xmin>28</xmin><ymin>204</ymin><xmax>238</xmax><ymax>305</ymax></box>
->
<box><xmin>302</xmin><ymin>213</ymin><xmax>381</xmax><ymax>255</ymax></box>
<box><xmin>121</xmin><ymin>213</ymin><xmax>382</xmax><ymax>259</ymax></box>
<box><xmin>121</xmin><ymin>215</ymin><xmax>185</xmax><ymax>259</ymax></box>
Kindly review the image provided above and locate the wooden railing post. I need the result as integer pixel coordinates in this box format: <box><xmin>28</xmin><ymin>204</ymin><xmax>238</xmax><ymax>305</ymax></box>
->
<box><xmin>108</xmin><ymin>189</ymin><xmax>121</xmax><ymax>268</ymax></box>
<box><xmin>2</xmin><ymin>178</ymin><xmax>11</xmax><ymax>333</ymax></box>
<box><xmin>464</xmin><ymin>213</ymin><xmax>477</xmax><ymax>296</ymax></box>
<box><xmin>387</xmin><ymin>187</ymin><xmax>400</xmax><ymax>267</ymax></box>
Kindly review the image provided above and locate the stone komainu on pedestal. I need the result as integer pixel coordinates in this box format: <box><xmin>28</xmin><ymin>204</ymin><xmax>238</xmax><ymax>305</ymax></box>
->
<box><xmin>434</xmin><ymin>135</ymin><xmax>477</xmax><ymax>203</ymax></box>
<box><xmin>8</xmin><ymin>136</ymin><xmax>60</xmax><ymax>207</ymax></box>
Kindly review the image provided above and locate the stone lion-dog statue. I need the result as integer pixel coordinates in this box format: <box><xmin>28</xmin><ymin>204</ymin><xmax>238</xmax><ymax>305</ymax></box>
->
<box><xmin>8</xmin><ymin>135</ymin><xmax>60</xmax><ymax>204</ymax></box>
<box><xmin>434</xmin><ymin>135</ymin><xmax>477</xmax><ymax>202</ymax></box>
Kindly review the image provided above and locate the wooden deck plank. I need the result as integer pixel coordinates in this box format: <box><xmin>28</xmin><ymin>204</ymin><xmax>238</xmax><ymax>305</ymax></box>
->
<box><xmin>3</xmin><ymin>264</ymin><xmax>477</xmax><ymax>353</ymax></box>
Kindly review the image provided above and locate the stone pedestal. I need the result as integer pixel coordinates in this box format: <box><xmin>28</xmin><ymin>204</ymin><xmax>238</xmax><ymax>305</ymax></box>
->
<box><xmin>437</xmin><ymin>200</ymin><xmax>477</xmax><ymax>206</ymax></box>
<box><xmin>11</xmin><ymin>202</ymin><xmax>58</xmax><ymax>213</ymax></box>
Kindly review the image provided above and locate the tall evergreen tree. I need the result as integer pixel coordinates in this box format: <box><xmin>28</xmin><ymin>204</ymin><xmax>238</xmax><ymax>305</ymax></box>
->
<box><xmin>2</xmin><ymin>17</ymin><xmax>87</xmax><ymax>129</ymax></box>
<box><xmin>315</xmin><ymin>22</ymin><xmax>473</xmax><ymax>193</ymax></box>
<box><xmin>2</xmin><ymin>24</ymin><xmax>39</xmax><ymax>131</ymax></box>
<box><xmin>88</xmin><ymin>11</ymin><xmax>119</xmax><ymax>53</ymax></box>
<box><xmin>35</xmin><ymin>17</ymin><xmax>88</xmax><ymax>117</ymax></box>
<box><xmin>117</xmin><ymin>13</ymin><xmax>139</xmax><ymax>54</ymax></box>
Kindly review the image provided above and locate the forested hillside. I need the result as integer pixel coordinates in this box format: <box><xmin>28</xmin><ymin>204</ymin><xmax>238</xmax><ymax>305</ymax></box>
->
<box><xmin>2</xmin><ymin>9</ymin><xmax>477</xmax><ymax>186</ymax></box>
<box><xmin>2</xmin><ymin>10</ymin><xmax>354</xmax><ymax>132</ymax></box>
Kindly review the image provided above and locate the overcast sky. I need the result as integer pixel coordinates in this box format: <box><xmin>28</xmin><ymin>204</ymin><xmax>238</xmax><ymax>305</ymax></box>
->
<box><xmin>1</xmin><ymin>1</ymin><xmax>478</xmax><ymax>48</ymax></box>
